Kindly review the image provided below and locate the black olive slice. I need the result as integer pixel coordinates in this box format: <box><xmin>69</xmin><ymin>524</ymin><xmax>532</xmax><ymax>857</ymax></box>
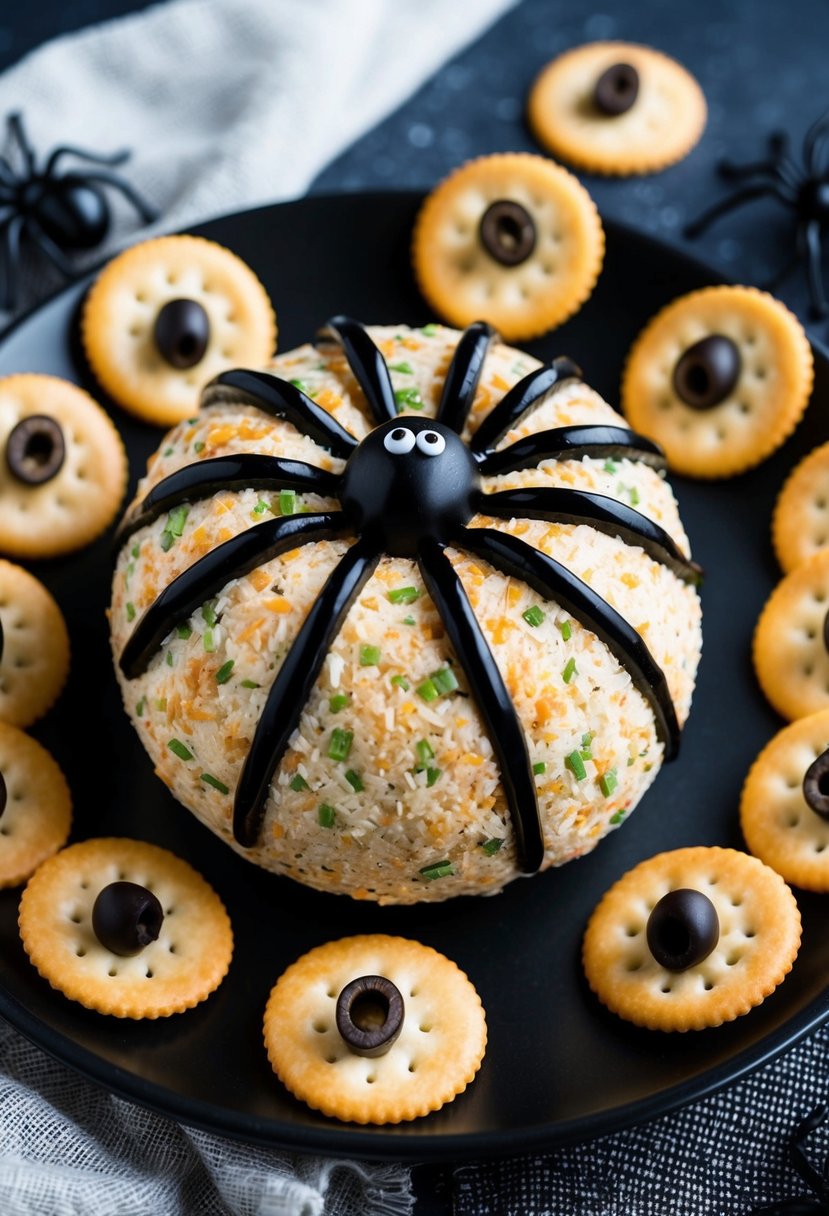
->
<box><xmin>672</xmin><ymin>335</ymin><xmax>741</xmax><ymax>410</ymax></box>
<box><xmin>0</xmin><ymin>771</ymin><xmax>6</xmax><ymax>819</ymax></box>
<box><xmin>6</xmin><ymin>415</ymin><xmax>66</xmax><ymax>485</ymax></box>
<box><xmin>335</xmin><ymin>974</ymin><xmax>405</xmax><ymax>1057</ymax></box>
<box><xmin>479</xmin><ymin>200</ymin><xmax>537</xmax><ymax>267</ymax></box>
<box><xmin>646</xmin><ymin>888</ymin><xmax>720</xmax><ymax>971</ymax></box>
<box><xmin>91</xmin><ymin>881</ymin><xmax>164</xmax><ymax>956</ymax></box>
<box><xmin>803</xmin><ymin>749</ymin><xmax>829</xmax><ymax>820</ymax></box>
<box><xmin>594</xmin><ymin>63</ymin><xmax>640</xmax><ymax>116</ymax></box>
<box><xmin>153</xmin><ymin>298</ymin><xmax>211</xmax><ymax>369</ymax></box>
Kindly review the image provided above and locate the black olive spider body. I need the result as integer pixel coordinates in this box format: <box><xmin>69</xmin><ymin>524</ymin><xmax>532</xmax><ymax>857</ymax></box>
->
<box><xmin>117</xmin><ymin>316</ymin><xmax>700</xmax><ymax>874</ymax></box>
<box><xmin>0</xmin><ymin>112</ymin><xmax>157</xmax><ymax>311</ymax></box>
<box><xmin>686</xmin><ymin>108</ymin><xmax>829</xmax><ymax>317</ymax></box>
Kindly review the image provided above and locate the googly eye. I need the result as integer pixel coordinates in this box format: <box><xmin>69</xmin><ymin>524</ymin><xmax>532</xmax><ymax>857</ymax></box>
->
<box><xmin>415</xmin><ymin>430</ymin><xmax>446</xmax><ymax>457</ymax></box>
<box><xmin>383</xmin><ymin>427</ymin><xmax>415</xmax><ymax>455</ymax></box>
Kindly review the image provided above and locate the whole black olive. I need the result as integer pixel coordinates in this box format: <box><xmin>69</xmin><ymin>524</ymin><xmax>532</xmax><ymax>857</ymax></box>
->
<box><xmin>153</xmin><ymin>298</ymin><xmax>210</xmax><ymax>369</ymax></box>
<box><xmin>91</xmin><ymin>881</ymin><xmax>164</xmax><ymax>956</ymax></box>
<box><xmin>479</xmin><ymin>200</ymin><xmax>537</xmax><ymax>267</ymax></box>
<box><xmin>646</xmin><ymin>888</ymin><xmax>720</xmax><ymax>971</ymax></box>
<box><xmin>672</xmin><ymin>335</ymin><xmax>741</xmax><ymax>410</ymax></box>
<box><xmin>335</xmin><ymin>974</ymin><xmax>405</xmax><ymax>1057</ymax></box>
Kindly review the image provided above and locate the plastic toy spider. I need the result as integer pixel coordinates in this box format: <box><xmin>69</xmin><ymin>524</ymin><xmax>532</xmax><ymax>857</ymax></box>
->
<box><xmin>116</xmin><ymin>317</ymin><xmax>700</xmax><ymax>871</ymax></box>
<box><xmin>0</xmin><ymin>112</ymin><xmax>157</xmax><ymax>311</ymax></box>
<box><xmin>751</xmin><ymin>1105</ymin><xmax>829</xmax><ymax>1214</ymax></box>
<box><xmin>686</xmin><ymin>108</ymin><xmax>829</xmax><ymax>317</ymax></box>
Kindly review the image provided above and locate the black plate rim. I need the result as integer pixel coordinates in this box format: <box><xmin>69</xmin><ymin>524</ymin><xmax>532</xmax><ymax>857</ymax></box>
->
<box><xmin>2</xmin><ymin>192</ymin><xmax>828</xmax><ymax>1162</ymax></box>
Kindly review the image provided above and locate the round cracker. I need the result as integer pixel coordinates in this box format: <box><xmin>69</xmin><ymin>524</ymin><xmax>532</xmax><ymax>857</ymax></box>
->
<box><xmin>82</xmin><ymin>235</ymin><xmax>277</xmax><ymax>427</ymax></box>
<box><xmin>18</xmin><ymin>837</ymin><xmax>233</xmax><ymax>1018</ymax></box>
<box><xmin>772</xmin><ymin>441</ymin><xmax>829</xmax><ymax>574</ymax></box>
<box><xmin>753</xmin><ymin>550</ymin><xmax>829</xmax><ymax>721</ymax></box>
<box><xmin>528</xmin><ymin>41</ymin><xmax>706</xmax><ymax>176</ymax></box>
<box><xmin>741</xmin><ymin>708</ymin><xmax>829</xmax><ymax>891</ymax></box>
<box><xmin>412</xmin><ymin>153</ymin><xmax>604</xmax><ymax>341</ymax></box>
<box><xmin>621</xmin><ymin>286</ymin><xmax>813</xmax><ymax>479</ymax></box>
<box><xmin>0</xmin><ymin>375</ymin><xmax>127</xmax><ymax>557</ymax></box>
<box><xmin>0</xmin><ymin>560</ymin><xmax>69</xmax><ymax>727</ymax></box>
<box><xmin>263</xmin><ymin>934</ymin><xmax>487</xmax><ymax>1123</ymax></box>
<box><xmin>0</xmin><ymin>723</ymin><xmax>71</xmax><ymax>888</ymax></box>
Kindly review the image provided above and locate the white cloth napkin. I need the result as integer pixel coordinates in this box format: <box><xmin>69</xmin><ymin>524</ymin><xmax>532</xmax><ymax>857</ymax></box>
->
<box><xmin>0</xmin><ymin>0</ymin><xmax>515</xmax><ymax>1211</ymax></box>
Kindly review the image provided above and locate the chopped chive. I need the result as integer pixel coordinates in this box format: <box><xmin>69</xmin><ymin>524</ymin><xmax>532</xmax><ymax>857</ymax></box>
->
<box><xmin>562</xmin><ymin>658</ymin><xmax>577</xmax><ymax>684</ymax></box>
<box><xmin>580</xmin><ymin>746</ymin><xmax>592</xmax><ymax>761</ymax></box>
<box><xmin>125</xmin><ymin>561</ymin><xmax>135</xmax><ymax>587</ymax></box>
<box><xmin>164</xmin><ymin>446</ymin><xmax>174</xmax><ymax>457</ymax></box>
<box><xmin>415</xmin><ymin>739</ymin><xmax>435</xmax><ymax>767</ymax></box>
<box><xmin>166</xmin><ymin>651</ymin><xmax>174</xmax><ymax>667</ymax></box>
<box><xmin>328</xmin><ymin>728</ymin><xmax>353</xmax><ymax>762</ymax></box>
<box><xmin>241</xmin><ymin>679</ymin><xmax>260</xmax><ymax>689</ymax></box>
<box><xmin>202</xmin><ymin>601</ymin><xmax>218</xmax><ymax>627</ymax></box>
<box><xmin>345</xmin><ymin>769</ymin><xmax>364</xmax><ymax>792</ymax></box>
<box><xmin>402</xmin><ymin>615</ymin><xmax>416</xmax><ymax>626</ymax></box>
<box><xmin>290</xmin><ymin>378</ymin><xmax>316</xmax><ymax>397</ymax></box>
<box><xmin>388</xmin><ymin>361</ymin><xmax>414</xmax><ymax>374</ymax></box>
<box><xmin>176</xmin><ymin>623</ymin><xmax>192</xmax><ymax>639</ymax></box>
<box><xmin>318</xmin><ymin>803</ymin><xmax>336</xmax><ymax>828</ymax></box>
<box><xmin>426</xmin><ymin>766</ymin><xmax>442</xmax><ymax>787</ymax></box>
<box><xmin>481</xmin><ymin>838</ymin><xmax>503</xmax><ymax>856</ymax></box>
<box><xmin>160</xmin><ymin>531</ymin><xmax>174</xmax><ymax>552</ymax></box>
<box><xmin>599</xmin><ymin>768</ymin><xmax>618</xmax><ymax>798</ymax></box>
<box><xmin>125</xmin><ymin>601</ymin><xmax>136</xmax><ymax>621</ymax></box>
<box><xmin>131</xmin><ymin>542</ymin><xmax>140</xmax><ymax>559</ymax></box>
<box><xmin>168</xmin><ymin>505</ymin><xmax>189</xmax><ymax>537</ymax></box>
<box><xmin>394</xmin><ymin>387</ymin><xmax>423</xmax><ymax>411</ymax></box>
<box><xmin>630</xmin><ymin>486</ymin><xmax>640</xmax><ymax>507</ymax></box>
<box><xmin>194</xmin><ymin>441</ymin><xmax>205</xmax><ymax>453</ymax></box>
<box><xmin>329</xmin><ymin>693</ymin><xmax>349</xmax><ymax>713</ymax></box>
<box><xmin>419</xmin><ymin>860</ymin><xmax>454</xmax><ymax>880</ymax></box>
<box><xmin>359</xmin><ymin>644</ymin><xmax>381</xmax><ymax>666</ymax></box>
<box><xmin>522</xmin><ymin>605</ymin><xmax>545</xmax><ymax>627</ymax></box>
<box><xmin>200</xmin><ymin>773</ymin><xmax>229</xmax><ymax>794</ymax></box>
<box><xmin>390</xmin><ymin>674</ymin><xmax>410</xmax><ymax>690</ymax></box>
<box><xmin>252</xmin><ymin>499</ymin><xmax>270</xmax><ymax>515</ymax></box>
<box><xmin>387</xmin><ymin>586</ymin><xmax>419</xmax><ymax>604</ymax></box>
<box><xmin>609</xmin><ymin>809</ymin><xmax>626</xmax><ymax>826</ymax></box>
<box><xmin>582</xmin><ymin>732</ymin><xmax>594</xmax><ymax>746</ymax></box>
<box><xmin>603</xmin><ymin>458</ymin><xmax>618</xmax><ymax>474</ymax></box>
<box><xmin>136</xmin><ymin>697</ymin><xmax>145</xmax><ymax>717</ymax></box>
<box><xmin>168</xmin><ymin>739</ymin><xmax>193</xmax><ymax>762</ymax></box>
<box><xmin>290</xmin><ymin>774</ymin><xmax>310</xmax><ymax>792</ymax></box>
<box><xmin>155</xmin><ymin>697</ymin><xmax>167</xmax><ymax>711</ymax></box>
<box><xmin>431</xmin><ymin>666</ymin><xmax>458</xmax><ymax>695</ymax></box>
<box><xmin>186</xmin><ymin>418</ymin><xmax>198</xmax><ymax>426</ymax></box>
<box><xmin>416</xmin><ymin>678</ymin><xmax>439</xmax><ymax>702</ymax></box>
<box><xmin>215</xmin><ymin>659</ymin><xmax>235</xmax><ymax>684</ymax></box>
<box><xmin>627</xmin><ymin>756</ymin><xmax>635</xmax><ymax>766</ymax></box>
<box><xmin>533</xmin><ymin>761</ymin><xmax>546</xmax><ymax>775</ymax></box>
<box><xmin>565</xmin><ymin>750</ymin><xmax>587</xmax><ymax>781</ymax></box>
<box><xmin>203</xmin><ymin>628</ymin><xmax>216</xmax><ymax>652</ymax></box>
<box><xmin>279</xmin><ymin>489</ymin><xmax>297</xmax><ymax>516</ymax></box>
<box><xmin>559</xmin><ymin>620</ymin><xmax>572</xmax><ymax>641</ymax></box>
<box><xmin>421</xmin><ymin>323</ymin><xmax>439</xmax><ymax>336</ymax></box>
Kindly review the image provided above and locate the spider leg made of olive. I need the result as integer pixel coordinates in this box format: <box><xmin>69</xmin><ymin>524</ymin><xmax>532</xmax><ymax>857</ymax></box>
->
<box><xmin>458</xmin><ymin>525</ymin><xmax>680</xmax><ymax>759</ymax></box>
<box><xmin>435</xmin><ymin>320</ymin><xmax>497</xmax><ymax>434</ymax></box>
<box><xmin>119</xmin><ymin>512</ymin><xmax>351</xmax><ymax>679</ymax></box>
<box><xmin>115</xmin><ymin>454</ymin><xmax>342</xmax><ymax>546</ymax></box>
<box><xmin>416</xmin><ymin>536</ymin><xmax>544</xmax><ymax>872</ymax></box>
<box><xmin>476</xmin><ymin>423</ymin><xmax>666</xmax><ymax>476</ymax></box>
<box><xmin>476</xmin><ymin>487</ymin><xmax>702</xmax><ymax>585</ymax></box>
<box><xmin>316</xmin><ymin>315</ymin><xmax>399</xmax><ymax>426</ymax></box>
<box><xmin>202</xmin><ymin>370</ymin><xmax>358</xmax><ymax>460</ymax></box>
<box><xmin>468</xmin><ymin>357</ymin><xmax>582</xmax><ymax>454</ymax></box>
<box><xmin>233</xmin><ymin>538</ymin><xmax>379</xmax><ymax>846</ymax></box>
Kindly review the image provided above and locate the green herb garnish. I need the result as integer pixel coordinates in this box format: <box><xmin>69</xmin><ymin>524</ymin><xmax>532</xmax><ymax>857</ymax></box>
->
<box><xmin>359</xmin><ymin>644</ymin><xmax>381</xmax><ymax>666</ymax></box>
<box><xmin>533</xmin><ymin>761</ymin><xmax>546</xmax><ymax>775</ymax></box>
<box><xmin>480</xmin><ymin>838</ymin><xmax>503</xmax><ymax>856</ymax></box>
<box><xmin>318</xmin><ymin>803</ymin><xmax>336</xmax><ymax>828</ymax></box>
<box><xmin>522</xmin><ymin>605</ymin><xmax>545</xmax><ymax>627</ymax></box>
<box><xmin>421</xmin><ymin>323</ymin><xmax>439</xmax><ymax>336</ymax></box>
<box><xmin>290</xmin><ymin>774</ymin><xmax>310</xmax><ymax>792</ymax></box>
<box><xmin>252</xmin><ymin>500</ymin><xmax>270</xmax><ymax>515</ymax></box>
<box><xmin>388</xmin><ymin>361</ymin><xmax>414</xmax><ymax>374</ymax></box>
<box><xmin>215</xmin><ymin>659</ymin><xmax>235</xmax><ymax>684</ymax></box>
<box><xmin>136</xmin><ymin>697</ymin><xmax>145</xmax><ymax>717</ymax></box>
<box><xmin>387</xmin><ymin>586</ymin><xmax>419</xmax><ymax>604</ymax></box>
<box><xmin>168</xmin><ymin>505</ymin><xmax>189</xmax><ymax>537</ymax></box>
<box><xmin>599</xmin><ymin>768</ymin><xmax>618</xmax><ymax>798</ymax></box>
<box><xmin>176</xmin><ymin>623</ymin><xmax>192</xmax><ymax>639</ymax></box>
<box><xmin>279</xmin><ymin>489</ymin><xmax>297</xmax><ymax>516</ymax></box>
<box><xmin>559</xmin><ymin>620</ymin><xmax>572</xmax><ymax>641</ymax></box>
<box><xmin>603</xmin><ymin>458</ymin><xmax>618</xmax><ymax>474</ymax></box>
<box><xmin>328</xmin><ymin>728</ymin><xmax>353</xmax><ymax>762</ymax></box>
<box><xmin>417</xmin><ymin>678</ymin><xmax>439</xmax><ymax>702</ymax></box>
<box><xmin>125</xmin><ymin>601</ymin><xmax>136</xmax><ymax>621</ymax></box>
<box><xmin>390</xmin><ymin>674</ymin><xmax>410</xmax><ymax>690</ymax></box>
<box><xmin>168</xmin><ymin>739</ymin><xmax>193</xmax><ymax>762</ymax></box>
<box><xmin>431</xmin><ymin>666</ymin><xmax>458</xmax><ymax>695</ymax></box>
<box><xmin>402</xmin><ymin>615</ymin><xmax>416</xmax><ymax>626</ymax></box>
<box><xmin>420</xmin><ymin>860</ymin><xmax>454</xmax><ymax>880</ymax></box>
<box><xmin>562</xmin><ymin>658</ymin><xmax>577</xmax><ymax>684</ymax></box>
<box><xmin>241</xmin><ymin>679</ymin><xmax>260</xmax><ymax>689</ymax></box>
<box><xmin>166</xmin><ymin>651</ymin><xmax>174</xmax><ymax>667</ymax></box>
<box><xmin>131</xmin><ymin>543</ymin><xmax>140</xmax><ymax>559</ymax></box>
<box><xmin>329</xmin><ymin>693</ymin><xmax>349</xmax><ymax>713</ymax></box>
<box><xmin>565</xmin><ymin>750</ymin><xmax>587</xmax><ymax>781</ymax></box>
<box><xmin>194</xmin><ymin>441</ymin><xmax>205</xmax><ymax>454</ymax></box>
<box><xmin>609</xmin><ymin>809</ymin><xmax>626</xmax><ymax>826</ymax></box>
<box><xmin>200</xmin><ymin>773</ymin><xmax>229</xmax><ymax>794</ymax></box>
<box><xmin>426</xmin><ymin>767</ymin><xmax>442</xmax><ymax>787</ymax></box>
<box><xmin>415</xmin><ymin>739</ymin><xmax>435</xmax><ymax>767</ymax></box>
<box><xmin>203</xmin><ymin>628</ymin><xmax>216</xmax><ymax>652</ymax></box>
<box><xmin>345</xmin><ymin>769</ymin><xmax>364</xmax><ymax>792</ymax></box>
<box><xmin>394</xmin><ymin>387</ymin><xmax>423</xmax><ymax>411</ymax></box>
<box><xmin>201</xmin><ymin>601</ymin><xmax>218</xmax><ymax>627</ymax></box>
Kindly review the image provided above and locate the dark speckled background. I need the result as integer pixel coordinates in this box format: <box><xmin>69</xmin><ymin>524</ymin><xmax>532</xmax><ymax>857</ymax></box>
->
<box><xmin>4</xmin><ymin>3</ymin><xmax>829</xmax><ymax>1212</ymax></box>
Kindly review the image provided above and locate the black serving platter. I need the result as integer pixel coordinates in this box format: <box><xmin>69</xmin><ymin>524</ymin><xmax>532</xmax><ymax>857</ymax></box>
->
<box><xmin>1</xmin><ymin>193</ymin><xmax>828</xmax><ymax>1162</ymax></box>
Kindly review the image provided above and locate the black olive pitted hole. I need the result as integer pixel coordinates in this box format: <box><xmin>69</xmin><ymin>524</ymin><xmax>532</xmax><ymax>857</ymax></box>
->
<box><xmin>153</xmin><ymin>298</ymin><xmax>211</xmax><ymax>369</ymax></box>
<box><xmin>594</xmin><ymin>63</ymin><xmax>640</xmax><ymax>116</ymax></box>
<box><xmin>672</xmin><ymin>335</ymin><xmax>742</xmax><ymax>410</ymax></box>
<box><xmin>646</xmin><ymin>888</ymin><xmax>720</xmax><ymax>972</ymax></box>
<box><xmin>479</xmin><ymin>200</ymin><xmax>537</xmax><ymax>267</ymax></box>
<box><xmin>0</xmin><ymin>771</ymin><xmax>7</xmax><ymax>819</ymax></box>
<box><xmin>91</xmin><ymin>881</ymin><xmax>164</xmax><ymax>956</ymax></box>
<box><xmin>335</xmin><ymin>974</ymin><xmax>405</xmax><ymax>1057</ymax></box>
<box><xmin>6</xmin><ymin>415</ymin><xmax>66</xmax><ymax>485</ymax></box>
<box><xmin>803</xmin><ymin>749</ymin><xmax>829</xmax><ymax>819</ymax></box>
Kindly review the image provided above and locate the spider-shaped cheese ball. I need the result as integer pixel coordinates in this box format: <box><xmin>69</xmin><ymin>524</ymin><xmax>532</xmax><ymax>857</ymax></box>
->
<box><xmin>110</xmin><ymin>319</ymin><xmax>702</xmax><ymax>904</ymax></box>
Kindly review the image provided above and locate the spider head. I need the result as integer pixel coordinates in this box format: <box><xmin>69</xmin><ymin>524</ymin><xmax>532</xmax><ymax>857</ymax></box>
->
<box><xmin>340</xmin><ymin>417</ymin><xmax>480</xmax><ymax>557</ymax></box>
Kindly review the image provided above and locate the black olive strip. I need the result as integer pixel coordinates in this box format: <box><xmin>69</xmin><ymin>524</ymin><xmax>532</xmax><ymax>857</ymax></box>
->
<box><xmin>436</xmin><ymin>321</ymin><xmax>497</xmax><ymax>434</ymax></box>
<box><xmin>477</xmin><ymin>424</ymin><xmax>666</xmax><ymax>476</ymax></box>
<box><xmin>316</xmin><ymin>315</ymin><xmax>398</xmax><ymax>426</ymax></box>
<box><xmin>469</xmin><ymin>357</ymin><xmax>582</xmax><ymax>453</ymax></box>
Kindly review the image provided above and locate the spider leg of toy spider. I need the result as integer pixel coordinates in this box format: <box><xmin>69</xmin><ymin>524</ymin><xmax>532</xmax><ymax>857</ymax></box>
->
<box><xmin>233</xmin><ymin>538</ymin><xmax>379</xmax><ymax>845</ymax></box>
<box><xmin>803</xmin><ymin>107</ymin><xmax>829</xmax><ymax>176</ymax></box>
<box><xmin>119</xmin><ymin>512</ymin><xmax>351</xmax><ymax>679</ymax></box>
<box><xmin>457</xmin><ymin>524</ymin><xmax>680</xmax><ymax>758</ymax></box>
<box><xmin>7</xmin><ymin>112</ymin><xmax>36</xmax><ymax>176</ymax></box>
<box><xmin>802</xmin><ymin>218</ymin><xmax>829</xmax><ymax>317</ymax></box>
<box><xmin>116</xmin><ymin>454</ymin><xmax>342</xmax><ymax>545</ymax></box>
<box><xmin>202</xmin><ymin>370</ymin><xmax>358</xmax><ymax>460</ymax></box>
<box><xmin>468</xmin><ymin>358</ymin><xmax>582</xmax><ymax>453</ymax></box>
<box><xmin>22</xmin><ymin>216</ymin><xmax>74</xmax><ymax>276</ymax></box>
<box><xmin>684</xmin><ymin>182</ymin><xmax>794</xmax><ymax>239</ymax></box>
<box><xmin>476</xmin><ymin>486</ymin><xmax>702</xmax><ymax>584</ymax></box>
<box><xmin>43</xmin><ymin>144</ymin><xmax>131</xmax><ymax>178</ymax></box>
<box><xmin>435</xmin><ymin>320</ymin><xmax>497</xmax><ymax>433</ymax></box>
<box><xmin>477</xmin><ymin>423</ymin><xmax>665</xmax><ymax>476</ymax></box>
<box><xmin>416</xmin><ymin>536</ymin><xmax>544</xmax><ymax>872</ymax></box>
<box><xmin>316</xmin><ymin>315</ymin><xmax>400</xmax><ymax>425</ymax></box>
<box><xmin>66</xmin><ymin>169</ymin><xmax>158</xmax><ymax>224</ymax></box>
<box><xmin>0</xmin><ymin>157</ymin><xmax>17</xmax><ymax>188</ymax></box>
<box><xmin>717</xmin><ymin>139</ymin><xmax>802</xmax><ymax>195</ymax></box>
<box><xmin>0</xmin><ymin>214</ymin><xmax>24</xmax><ymax>311</ymax></box>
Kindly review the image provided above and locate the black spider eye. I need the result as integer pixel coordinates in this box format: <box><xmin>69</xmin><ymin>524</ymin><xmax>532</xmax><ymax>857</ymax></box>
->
<box><xmin>383</xmin><ymin>427</ymin><xmax>415</xmax><ymax>455</ymax></box>
<box><xmin>415</xmin><ymin>430</ymin><xmax>446</xmax><ymax>457</ymax></box>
